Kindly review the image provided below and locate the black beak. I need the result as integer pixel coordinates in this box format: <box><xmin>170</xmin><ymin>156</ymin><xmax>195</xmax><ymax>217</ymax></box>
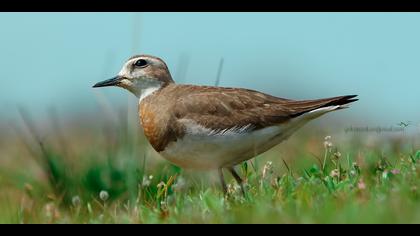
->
<box><xmin>92</xmin><ymin>76</ymin><xmax>121</xmax><ymax>88</ymax></box>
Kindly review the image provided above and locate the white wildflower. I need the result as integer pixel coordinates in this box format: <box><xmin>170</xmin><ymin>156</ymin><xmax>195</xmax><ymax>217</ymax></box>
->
<box><xmin>71</xmin><ymin>195</ymin><xmax>81</xmax><ymax>207</ymax></box>
<box><xmin>99</xmin><ymin>190</ymin><xmax>109</xmax><ymax>201</ymax></box>
<box><xmin>157</xmin><ymin>181</ymin><xmax>166</xmax><ymax>188</ymax></box>
<box><xmin>334</xmin><ymin>151</ymin><xmax>342</xmax><ymax>159</ymax></box>
<box><xmin>324</xmin><ymin>141</ymin><xmax>333</xmax><ymax>149</ymax></box>
<box><xmin>330</xmin><ymin>169</ymin><xmax>339</xmax><ymax>178</ymax></box>
<box><xmin>142</xmin><ymin>176</ymin><xmax>151</xmax><ymax>187</ymax></box>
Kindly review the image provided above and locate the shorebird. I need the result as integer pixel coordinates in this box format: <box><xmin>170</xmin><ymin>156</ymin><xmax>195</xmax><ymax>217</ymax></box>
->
<box><xmin>93</xmin><ymin>54</ymin><xmax>358</xmax><ymax>195</ymax></box>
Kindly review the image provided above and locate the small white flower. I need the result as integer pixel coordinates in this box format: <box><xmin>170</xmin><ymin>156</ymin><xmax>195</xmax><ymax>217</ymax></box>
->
<box><xmin>160</xmin><ymin>200</ymin><xmax>168</xmax><ymax>209</ymax></box>
<box><xmin>71</xmin><ymin>195</ymin><xmax>81</xmax><ymax>207</ymax></box>
<box><xmin>330</xmin><ymin>169</ymin><xmax>339</xmax><ymax>178</ymax></box>
<box><xmin>157</xmin><ymin>181</ymin><xmax>166</xmax><ymax>188</ymax></box>
<box><xmin>324</xmin><ymin>136</ymin><xmax>331</xmax><ymax>141</ymax></box>
<box><xmin>99</xmin><ymin>190</ymin><xmax>109</xmax><ymax>201</ymax></box>
<box><xmin>334</xmin><ymin>151</ymin><xmax>342</xmax><ymax>158</ymax></box>
<box><xmin>323</xmin><ymin>141</ymin><xmax>333</xmax><ymax>149</ymax></box>
<box><xmin>142</xmin><ymin>176</ymin><xmax>151</xmax><ymax>187</ymax></box>
<box><xmin>227</xmin><ymin>184</ymin><xmax>235</xmax><ymax>195</ymax></box>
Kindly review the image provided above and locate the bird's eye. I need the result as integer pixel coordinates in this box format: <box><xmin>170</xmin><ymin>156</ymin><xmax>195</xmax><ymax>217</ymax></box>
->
<box><xmin>134</xmin><ymin>59</ymin><xmax>148</xmax><ymax>68</ymax></box>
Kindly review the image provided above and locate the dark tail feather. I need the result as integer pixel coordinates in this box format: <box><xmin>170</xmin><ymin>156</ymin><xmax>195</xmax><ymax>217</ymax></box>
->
<box><xmin>321</xmin><ymin>95</ymin><xmax>358</xmax><ymax>107</ymax></box>
<box><xmin>290</xmin><ymin>95</ymin><xmax>358</xmax><ymax>117</ymax></box>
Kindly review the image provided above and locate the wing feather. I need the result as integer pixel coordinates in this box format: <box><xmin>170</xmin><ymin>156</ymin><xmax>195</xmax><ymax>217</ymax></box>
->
<box><xmin>170</xmin><ymin>85</ymin><xmax>357</xmax><ymax>134</ymax></box>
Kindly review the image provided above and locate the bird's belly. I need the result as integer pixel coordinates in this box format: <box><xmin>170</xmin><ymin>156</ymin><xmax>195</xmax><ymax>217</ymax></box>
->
<box><xmin>153</xmin><ymin>103</ymin><xmax>338</xmax><ymax>170</ymax></box>
<box><xmin>158</xmin><ymin>126</ymin><xmax>288</xmax><ymax>170</ymax></box>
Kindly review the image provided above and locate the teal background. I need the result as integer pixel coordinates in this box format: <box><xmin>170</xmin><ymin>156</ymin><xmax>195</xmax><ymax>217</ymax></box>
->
<box><xmin>1</xmin><ymin>13</ymin><xmax>419</xmax><ymax>126</ymax></box>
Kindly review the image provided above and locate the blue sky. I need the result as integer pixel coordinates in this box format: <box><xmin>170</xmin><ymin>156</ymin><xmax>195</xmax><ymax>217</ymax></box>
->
<box><xmin>0</xmin><ymin>13</ymin><xmax>419</xmax><ymax>126</ymax></box>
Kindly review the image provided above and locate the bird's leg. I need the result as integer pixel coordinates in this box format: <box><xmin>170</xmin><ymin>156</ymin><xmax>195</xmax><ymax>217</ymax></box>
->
<box><xmin>228</xmin><ymin>166</ymin><xmax>246</xmax><ymax>197</ymax></box>
<box><xmin>218</xmin><ymin>168</ymin><xmax>228</xmax><ymax>196</ymax></box>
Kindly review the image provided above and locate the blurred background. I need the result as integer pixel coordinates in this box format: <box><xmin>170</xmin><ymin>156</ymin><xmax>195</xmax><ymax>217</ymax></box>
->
<box><xmin>1</xmin><ymin>13</ymin><xmax>420</xmax><ymax>126</ymax></box>
<box><xmin>0</xmin><ymin>13</ymin><xmax>419</xmax><ymax>222</ymax></box>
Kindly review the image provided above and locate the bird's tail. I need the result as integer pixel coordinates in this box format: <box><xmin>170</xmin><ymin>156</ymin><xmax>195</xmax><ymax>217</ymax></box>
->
<box><xmin>290</xmin><ymin>95</ymin><xmax>358</xmax><ymax>118</ymax></box>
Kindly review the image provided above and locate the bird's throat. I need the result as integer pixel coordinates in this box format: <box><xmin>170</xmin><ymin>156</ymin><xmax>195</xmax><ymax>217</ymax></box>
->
<box><xmin>138</xmin><ymin>85</ymin><xmax>161</xmax><ymax>103</ymax></box>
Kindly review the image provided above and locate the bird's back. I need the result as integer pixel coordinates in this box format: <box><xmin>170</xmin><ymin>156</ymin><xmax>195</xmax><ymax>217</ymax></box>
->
<box><xmin>149</xmin><ymin>84</ymin><xmax>357</xmax><ymax>130</ymax></box>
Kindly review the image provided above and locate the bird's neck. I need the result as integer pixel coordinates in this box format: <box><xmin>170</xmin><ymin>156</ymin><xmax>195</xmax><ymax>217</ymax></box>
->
<box><xmin>138</xmin><ymin>85</ymin><xmax>162</xmax><ymax>103</ymax></box>
<box><xmin>127</xmin><ymin>76</ymin><xmax>175</xmax><ymax>102</ymax></box>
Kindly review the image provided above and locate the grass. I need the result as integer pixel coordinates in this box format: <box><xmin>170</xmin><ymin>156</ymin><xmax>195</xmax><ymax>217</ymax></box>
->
<box><xmin>0</xmin><ymin>109</ymin><xmax>419</xmax><ymax>224</ymax></box>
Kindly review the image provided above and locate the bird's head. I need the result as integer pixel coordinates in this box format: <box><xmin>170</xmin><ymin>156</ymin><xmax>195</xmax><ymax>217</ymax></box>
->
<box><xmin>93</xmin><ymin>55</ymin><xmax>174</xmax><ymax>98</ymax></box>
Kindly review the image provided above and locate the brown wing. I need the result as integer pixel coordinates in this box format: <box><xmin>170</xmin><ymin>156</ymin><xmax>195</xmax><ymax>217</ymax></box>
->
<box><xmin>171</xmin><ymin>85</ymin><xmax>357</xmax><ymax>132</ymax></box>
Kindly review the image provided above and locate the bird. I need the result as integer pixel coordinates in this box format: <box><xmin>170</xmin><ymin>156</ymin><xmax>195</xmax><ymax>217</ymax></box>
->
<box><xmin>93</xmin><ymin>54</ymin><xmax>358</xmax><ymax>195</ymax></box>
<box><xmin>397</xmin><ymin>121</ymin><xmax>411</xmax><ymax>128</ymax></box>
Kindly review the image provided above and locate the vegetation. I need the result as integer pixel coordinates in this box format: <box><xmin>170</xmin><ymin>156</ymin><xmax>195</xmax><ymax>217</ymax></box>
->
<box><xmin>0</xmin><ymin>109</ymin><xmax>419</xmax><ymax>224</ymax></box>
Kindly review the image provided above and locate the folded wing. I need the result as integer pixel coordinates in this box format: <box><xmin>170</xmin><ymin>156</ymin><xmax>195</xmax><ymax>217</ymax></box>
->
<box><xmin>171</xmin><ymin>86</ymin><xmax>357</xmax><ymax>134</ymax></box>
